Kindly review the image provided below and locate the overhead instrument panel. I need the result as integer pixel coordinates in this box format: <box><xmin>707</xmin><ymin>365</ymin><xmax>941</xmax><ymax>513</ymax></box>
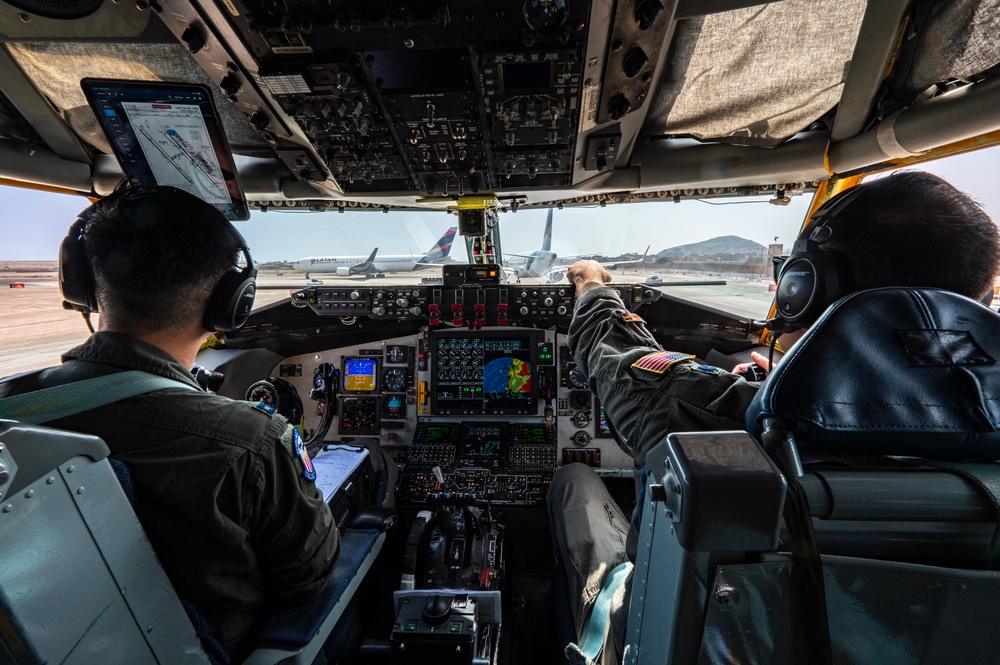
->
<box><xmin>215</xmin><ymin>0</ymin><xmax>591</xmax><ymax>194</ymax></box>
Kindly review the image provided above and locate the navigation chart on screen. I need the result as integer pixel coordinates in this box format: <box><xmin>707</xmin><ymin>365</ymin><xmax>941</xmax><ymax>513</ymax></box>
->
<box><xmin>121</xmin><ymin>102</ymin><xmax>230</xmax><ymax>205</ymax></box>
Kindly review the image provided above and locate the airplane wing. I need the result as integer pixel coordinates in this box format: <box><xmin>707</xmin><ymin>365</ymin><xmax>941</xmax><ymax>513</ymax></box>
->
<box><xmin>350</xmin><ymin>247</ymin><xmax>379</xmax><ymax>274</ymax></box>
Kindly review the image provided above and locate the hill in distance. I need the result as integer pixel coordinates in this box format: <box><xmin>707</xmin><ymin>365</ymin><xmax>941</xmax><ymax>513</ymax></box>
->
<box><xmin>656</xmin><ymin>235</ymin><xmax>765</xmax><ymax>259</ymax></box>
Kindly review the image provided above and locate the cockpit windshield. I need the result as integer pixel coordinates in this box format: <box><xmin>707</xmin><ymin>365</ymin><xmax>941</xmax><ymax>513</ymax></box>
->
<box><xmin>237</xmin><ymin>194</ymin><xmax>811</xmax><ymax>319</ymax></box>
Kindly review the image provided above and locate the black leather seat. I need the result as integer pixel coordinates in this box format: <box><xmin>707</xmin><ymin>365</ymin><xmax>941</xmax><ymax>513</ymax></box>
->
<box><xmin>623</xmin><ymin>288</ymin><xmax>1000</xmax><ymax>665</ymax></box>
<box><xmin>746</xmin><ymin>286</ymin><xmax>1000</xmax><ymax>460</ymax></box>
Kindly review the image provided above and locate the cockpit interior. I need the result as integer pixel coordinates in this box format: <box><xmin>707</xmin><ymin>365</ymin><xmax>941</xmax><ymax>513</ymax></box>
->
<box><xmin>3</xmin><ymin>0</ymin><xmax>1000</xmax><ymax>663</ymax></box>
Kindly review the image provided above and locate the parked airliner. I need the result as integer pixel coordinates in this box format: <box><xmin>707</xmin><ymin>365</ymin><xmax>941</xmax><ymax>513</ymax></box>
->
<box><xmin>293</xmin><ymin>227</ymin><xmax>457</xmax><ymax>278</ymax></box>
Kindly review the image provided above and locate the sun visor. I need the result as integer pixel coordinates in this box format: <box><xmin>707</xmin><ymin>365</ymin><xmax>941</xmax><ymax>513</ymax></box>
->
<box><xmin>643</xmin><ymin>0</ymin><xmax>867</xmax><ymax>147</ymax></box>
<box><xmin>890</xmin><ymin>0</ymin><xmax>1000</xmax><ymax>98</ymax></box>
<box><xmin>5</xmin><ymin>41</ymin><xmax>272</xmax><ymax>156</ymax></box>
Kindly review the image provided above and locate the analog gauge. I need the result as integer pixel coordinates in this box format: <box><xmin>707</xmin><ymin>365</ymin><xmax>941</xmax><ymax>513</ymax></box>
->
<box><xmin>382</xmin><ymin>394</ymin><xmax>407</xmax><ymax>419</ymax></box>
<box><xmin>382</xmin><ymin>367</ymin><xmax>406</xmax><ymax>392</ymax></box>
<box><xmin>572</xmin><ymin>411</ymin><xmax>591</xmax><ymax>428</ymax></box>
<box><xmin>568</xmin><ymin>365</ymin><xmax>588</xmax><ymax>389</ymax></box>
<box><xmin>572</xmin><ymin>430</ymin><xmax>592</xmax><ymax>447</ymax></box>
<box><xmin>386</xmin><ymin>345</ymin><xmax>406</xmax><ymax>363</ymax></box>
<box><xmin>247</xmin><ymin>381</ymin><xmax>278</xmax><ymax>407</ymax></box>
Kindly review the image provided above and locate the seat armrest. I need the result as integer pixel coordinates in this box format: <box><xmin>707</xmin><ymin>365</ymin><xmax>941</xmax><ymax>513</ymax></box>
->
<box><xmin>252</xmin><ymin>528</ymin><xmax>384</xmax><ymax>654</ymax></box>
<box><xmin>346</xmin><ymin>506</ymin><xmax>396</xmax><ymax>532</ymax></box>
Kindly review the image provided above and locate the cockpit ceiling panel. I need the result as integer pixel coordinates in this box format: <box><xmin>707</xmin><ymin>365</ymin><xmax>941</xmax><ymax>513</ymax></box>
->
<box><xmin>895</xmin><ymin>0</ymin><xmax>1000</xmax><ymax>96</ymax></box>
<box><xmin>643</xmin><ymin>0</ymin><xmax>868</xmax><ymax>148</ymax></box>
<box><xmin>5</xmin><ymin>42</ymin><xmax>272</xmax><ymax>155</ymax></box>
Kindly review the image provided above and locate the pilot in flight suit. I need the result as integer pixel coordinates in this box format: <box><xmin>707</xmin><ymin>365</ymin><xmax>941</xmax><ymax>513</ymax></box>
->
<box><xmin>548</xmin><ymin>284</ymin><xmax>760</xmax><ymax>665</ymax></box>
<box><xmin>549</xmin><ymin>171</ymin><xmax>1000</xmax><ymax>665</ymax></box>
<box><xmin>0</xmin><ymin>186</ymin><xmax>339</xmax><ymax>660</ymax></box>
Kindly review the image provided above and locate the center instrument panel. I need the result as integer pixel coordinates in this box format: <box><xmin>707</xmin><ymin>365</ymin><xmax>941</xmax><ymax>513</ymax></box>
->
<box><xmin>256</xmin><ymin>283</ymin><xmax>656</xmax><ymax>507</ymax></box>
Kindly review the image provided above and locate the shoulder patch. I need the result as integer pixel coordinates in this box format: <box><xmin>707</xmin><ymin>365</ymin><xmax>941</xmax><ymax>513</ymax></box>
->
<box><xmin>693</xmin><ymin>364</ymin><xmax>722</xmax><ymax>375</ymax></box>
<box><xmin>252</xmin><ymin>401</ymin><xmax>277</xmax><ymax>417</ymax></box>
<box><xmin>293</xmin><ymin>428</ymin><xmax>316</xmax><ymax>482</ymax></box>
<box><xmin>631</xmin><ymin>351</ymin><xmax>694</xmax><ymax>375</ymax></box>
<box><xmin>615</xmin><ymin>311</ymin><xmax>646</xmax><ymax>324</ymax></box>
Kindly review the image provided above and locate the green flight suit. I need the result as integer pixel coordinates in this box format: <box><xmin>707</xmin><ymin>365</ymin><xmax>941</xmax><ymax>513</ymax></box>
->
<box><xmin>549</xmin><ymin>286</ymin><xmax>761</xmax><ymax>664</ymax></box>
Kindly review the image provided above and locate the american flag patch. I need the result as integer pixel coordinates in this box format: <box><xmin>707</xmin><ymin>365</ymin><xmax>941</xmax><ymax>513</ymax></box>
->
<box><xmin>618</xmin><ymin>312</ymin><xmax>646</xmax><ymax>323</ymax></box>
<box><xmin>631</xmin><ymin>351</ymin><xmax>694</xmax><ymax>374</ymax></box>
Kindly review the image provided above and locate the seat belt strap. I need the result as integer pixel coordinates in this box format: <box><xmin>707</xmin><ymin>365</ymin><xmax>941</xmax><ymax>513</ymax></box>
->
<box><xmin>565</xmin><ymin>560</ymin><xmax>633</xmax><ymax>665</ymax></box>
<box><xmin>0</xmin><ymin>370</ymin><xmax>199</xmax><ymax>424</ymax></box>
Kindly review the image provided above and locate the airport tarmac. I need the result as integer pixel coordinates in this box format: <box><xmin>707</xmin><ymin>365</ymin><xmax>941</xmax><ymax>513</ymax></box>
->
<box><xmin>1</xmin><ymin>268</ymin><xmax>775</xmax><ymax>375</ymax></box>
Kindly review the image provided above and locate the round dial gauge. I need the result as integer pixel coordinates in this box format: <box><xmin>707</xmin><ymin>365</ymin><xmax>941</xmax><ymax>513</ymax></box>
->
<box><xmin>571</xmin><ymin>411</ymin><xmax>591</xmax><ymax>428</ymax></box>
<box><xmin>568</xmin><ymin>366</ymin><xmax>588</xmax><ymax>389</ymax></box>
<box><xmin>382</xmin><ymin>367</ymin><xmax>407</xmax><ymax>392</ymax></box>
<box><xmin>386</xmin><ymin>345</ymin><xmax>406</xmax><ymax>363</ymax></box>
<box><xmin>382</xmin><ymin>394</ymin><xmax>407</xmax><ymax>419</ymax></box>
<box><xmin>247</xmin><ymin>381</ymin><xmax>279</xmax><ymax>407</ymax></box>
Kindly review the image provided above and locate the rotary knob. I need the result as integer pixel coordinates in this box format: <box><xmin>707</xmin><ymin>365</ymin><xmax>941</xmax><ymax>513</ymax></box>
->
<box><xmin>409</xmin><ymin>306</ymin><xmax>422</xmax><ymax>316</ymax></box>
<box><xmin>557</xmin><ymin>305</ymin><xmax>567</xmax><ymax>315</ymax></box>
<box><xmin>350</xmin><ymin>290</ymin><xmax>361</xmax><ymax>300</ymax></box>
<box><xmin>371</xmin><ymin>306</ymin><xmax>386</xmax><ymax>316</ymax></box>
<box><xmin>519</xmin><ymin>306</ymin><xmax>530</xmax><ymax>316</ymax></box>
<box><xmin>543</xmin><ymin>296</ymin><xmax>554</xmax><ymax>307</ymax></box>
<box><xmin>396</xmin><ymin>298</ymin><xmax>409</xmax><ymax>307</ymax></box>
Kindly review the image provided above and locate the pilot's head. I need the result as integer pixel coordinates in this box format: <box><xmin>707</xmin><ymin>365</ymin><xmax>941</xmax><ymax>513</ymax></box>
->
<box><xmin>816</xmin><ymin>171</ymin><xmax>1000</xmax><ymax>302</ymax></box>
<box><xmin>771</xmin><ymin>171</ymin><xmax>1000</xmax><ymax>333</ymax></box>
<box><xmin>75</xmin><ymin>185</ymin><xmax>244</xmax><ymax>335</ymax></box>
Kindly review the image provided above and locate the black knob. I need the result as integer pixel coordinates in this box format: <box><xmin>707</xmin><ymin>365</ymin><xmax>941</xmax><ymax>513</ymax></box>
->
<box><xmin>249</xmin><ymin>112</ymin><xmax>269</xmax><ymax>132</ymax></box>
<box><xmin>181</xmin><ymin>25</ymin><xmax>206</xmax><ymax>54</ymax></box>
<box><xmin>608</xmin><ymin>94</ymin><xmax>631</xmax><ymax>120</ymax></box>
<box><xmin>423</xmin><ymin>594</ymin><xmax>452</xmax><ymax>626</ymax></box>
<box><xmin>634</xmin><ymin>0</ymin><xmax>662</xmax><ymax>30</ymax></box>
<box><xmin>622</xmin><ymin>47</ymin><xmax>648</xmax><ymax>78</ymax></box>
<box><xmin>220</xmin><ymin>74</ymin><xmax>242</xmax><ymax>99</ymax></box>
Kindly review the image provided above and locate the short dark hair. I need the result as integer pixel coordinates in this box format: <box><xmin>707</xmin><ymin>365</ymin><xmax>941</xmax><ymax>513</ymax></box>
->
<box><xmin>79</xmin><ymin>186</ymin><xmax>241</xmax><ymax>333</ymax></box>
<box><xmin>820</xmin><ymin>171</ymin><xmax>1000</xmax><ymax>301</ymax></box>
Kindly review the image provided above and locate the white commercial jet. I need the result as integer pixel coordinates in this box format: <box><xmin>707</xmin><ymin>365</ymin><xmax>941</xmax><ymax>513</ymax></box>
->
<box><xmin>506</xmin><ymin>210</ymin><xmax>648</xmax><ymax>282</ymax></box>
<box><xmin>293</xmin><ymin>228</ymin><xmax>457</xmax><ymax>279</ymax></box>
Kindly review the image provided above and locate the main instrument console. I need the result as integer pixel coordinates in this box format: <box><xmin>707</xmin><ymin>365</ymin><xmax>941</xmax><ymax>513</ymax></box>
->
<box><xmin>256</xmin><ymin>279</ymin><xmax>656</xmax><ymax>507</ymax></box>
<box><xmin>292</xmin><ymin>283</ymin><xmax>655</xmax><ymax>326</ymax></box>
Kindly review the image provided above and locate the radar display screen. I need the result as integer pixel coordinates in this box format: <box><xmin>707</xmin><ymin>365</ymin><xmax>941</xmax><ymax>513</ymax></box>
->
<box><xmin>81</xmin><ymin>79</ymin><xmax>249</xmax><ymax>221</ymax></box>
<box><xmin>343</xmin><ymin>357</ymin><xmax>378</xmax><ymax>392</ymax></box>
<box><xmin>431</xmin><ymin>331</ymin><xmax>540</xmax><ymax>415</ymax></box>
<box><xmin>461</xmin><ymin>424</ymin><xmax>505</xmax><ymax>458</ymax></box>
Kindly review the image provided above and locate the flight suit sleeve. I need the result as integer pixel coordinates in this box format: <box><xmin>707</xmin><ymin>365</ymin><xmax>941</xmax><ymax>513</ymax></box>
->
<box><xmin>249</xmin><ymin>424</ymin><xmax>339</xmax><ymax>605</ymax></box>
<box><xmin>567</xmin><ymin>286</ymin><xmax>761</xmax><ymax>466</ymax></box>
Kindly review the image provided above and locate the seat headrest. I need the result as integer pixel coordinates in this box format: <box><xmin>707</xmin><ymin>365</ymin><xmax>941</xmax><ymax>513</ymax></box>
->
<box><xmin>745</xmin><ymin>287</ymin><xmax>1000</xmax><ymax>460</ymax></box>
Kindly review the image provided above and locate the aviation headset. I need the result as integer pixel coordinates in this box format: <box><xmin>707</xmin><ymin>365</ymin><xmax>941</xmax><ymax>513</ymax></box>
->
<box><xmin>772</xmin><ymin>186</ymin><xmax>865</xmax><ymax>331</ymax></box>
<box><xmin>59</xmin><ymin>187</ymin><xmax>257</xmax><ymax>334</ymax></box>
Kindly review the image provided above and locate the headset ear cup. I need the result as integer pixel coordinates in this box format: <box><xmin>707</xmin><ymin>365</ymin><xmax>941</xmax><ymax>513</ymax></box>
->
<box><xmin>774</xmin><ymin>249</ymin><xmax>841</xmax><ymax>326</ymax></box>
<box><xmin>204</xmin><ymin>268</ymin><xmax>256</xmax><ymax>333</ymax></box>
<box><xmin>59</xmin><ymin>221</ymin><xmax>98</xmax><ymax>314</ymax></box>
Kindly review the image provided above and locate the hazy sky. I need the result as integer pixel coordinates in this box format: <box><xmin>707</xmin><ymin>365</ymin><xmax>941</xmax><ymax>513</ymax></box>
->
<box><xmin>2</xmin><ymin>147</ymin><xmax>998</xmax><ymax>262</ymax></box>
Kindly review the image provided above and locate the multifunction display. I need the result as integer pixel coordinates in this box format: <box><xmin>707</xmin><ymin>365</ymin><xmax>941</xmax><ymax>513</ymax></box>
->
<box><xmin>343</xmin><ymin>357</ymin><xmax>378</xmax><ymax>392</ymax></box>
<box><xmin>431</xmin><ymin>331</ymin><xmax>541</xmax><ymax>415</ymax></box>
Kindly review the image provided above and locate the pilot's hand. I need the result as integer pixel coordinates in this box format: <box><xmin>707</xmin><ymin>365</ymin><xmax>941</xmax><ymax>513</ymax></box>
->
<box><xmin>732</xmin><ymin>351</ymin><xmax>773</xmax><ymax>376</ymax></box>
<box><xmin>567</xmin><ymin>260</ymin><xmax>612</xmax><ymax>297</ymax></box>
